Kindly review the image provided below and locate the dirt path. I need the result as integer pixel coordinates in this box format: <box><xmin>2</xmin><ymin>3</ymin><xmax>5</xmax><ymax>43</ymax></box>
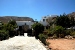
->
<box><xmin>47</xmin><ymin>39</ymin><xmax>75</xmax><ymax>50</ymax></box>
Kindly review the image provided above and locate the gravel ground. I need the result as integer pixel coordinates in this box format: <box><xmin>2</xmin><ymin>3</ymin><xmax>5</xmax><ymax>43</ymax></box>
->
<box><xmin>0</xmin><ymin>33</ymin><xmax>47</xmax><ymax>50</ymax></box>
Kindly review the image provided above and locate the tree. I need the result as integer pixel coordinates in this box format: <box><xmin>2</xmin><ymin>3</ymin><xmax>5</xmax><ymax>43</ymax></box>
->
<box><xmin>56</xmin><ymin>14</ymin><xmax>71</xmax><ymax>28</ymax></box>
<box><xmin>0</xmin><ymin>20</ymin><xmax>18</xmax><ymax>40</ymax></box>
<box><xmin>0</xmin><ymin>30</ymin><xmax>9</xmax><ymax>40</ymax></box>
<box><xmin>0</xmin><ymin>23</ymin><xmax>9</xmax><ymax>40</ymax></box>
<box><xmin>7</xmin><ymin>20</ymin><xmax>17</xmax><ymax>37</ymax></box>
<box><xmin>70</xmin><ymin>16</ymin><xmax>75</xmax><ymax>27</ymax></box>
<box><xmin>32</xmin><ymin>22</ymin><xmax>44</xmax><ymax>39</ymax></box>
<box><xmin>8</xmin><ymin>20</ymin><xmax>17</xmax><ymax>28</ymax></box>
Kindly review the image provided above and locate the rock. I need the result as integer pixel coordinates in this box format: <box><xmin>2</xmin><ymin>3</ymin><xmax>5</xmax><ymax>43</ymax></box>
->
<box><xmin>65</xmin><ymin>35</ymin><xmax>73</xmax><ymax>39</ymax></box>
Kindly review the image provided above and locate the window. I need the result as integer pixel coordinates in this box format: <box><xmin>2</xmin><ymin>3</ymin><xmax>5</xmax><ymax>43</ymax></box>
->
<box><xmin>46</xmin><ymin>19</ymin><xmax>48</xmax><ymax>22</ymax></box>
<box><xmin>43</xmin><ymin>19</ymin><xmax>45</xmax><ymax>22</ymax></box>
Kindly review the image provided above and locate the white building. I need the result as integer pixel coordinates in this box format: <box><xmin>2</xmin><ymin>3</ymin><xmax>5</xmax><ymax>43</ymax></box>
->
<box><xmin>40</xmin><ymin>15</ymin><xmax>58</xmax><ymax>22</ymax></box>
<box><xmin>16</xmin><ymin>21</ymin><xmax>49</xmax><ymax>29</ymax></box>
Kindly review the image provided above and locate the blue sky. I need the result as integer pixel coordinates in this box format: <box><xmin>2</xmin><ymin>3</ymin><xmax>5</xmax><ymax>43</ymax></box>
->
<box><xmin>0</xmin><ymin>0</ymin><xmax>75</xmax><ymax>21</ymax></box>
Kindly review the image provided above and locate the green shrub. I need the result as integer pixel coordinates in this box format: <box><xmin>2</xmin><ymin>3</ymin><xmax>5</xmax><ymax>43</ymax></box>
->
<box><xmin>70</xmin><ymin>31</ymin><xmax>75</xmax><ymax>38</ymax></box>
<box><xmin>47</xmin><ymin>29</ymin><xmax>54</xmax><ymax>37</ymax></box>
<box><xmin>48</xmin><ymin>26</ymin><xmax>65</xmax><ymax>38</ymax></box>
<box><xmin>0</xmin><ymin>30</ymin><xmax>9</xmax><ymax>40</ymax></box>
<box><xmin>9</xmin><ymin>31</ymin><xmax>16</xmax><ymax>37</ymax></box>
<box><xmin>65</xmin><ymin>29</ymin><xmax>72</xmax><ymax>36</ymax></box>
<box><xmin>39</xmin><ymin>34</ymin><xmax>48</xmax><ymax>45</ymax></box>
<box><xmin>46</xmin><ymin>41</ymin><xmax>50</xmax><ymax>46</ymax></box>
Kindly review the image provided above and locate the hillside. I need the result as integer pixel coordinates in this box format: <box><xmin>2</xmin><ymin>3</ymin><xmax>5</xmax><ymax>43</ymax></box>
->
<box><xmin>0</xmin><ymin>16</ymin><xmax>34</xmax><ymax>23</ymax></box>
<box><xmin>67</xmin><ymin>12</ymin><xmax>75</xmax><ymax>17</ymax></box>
